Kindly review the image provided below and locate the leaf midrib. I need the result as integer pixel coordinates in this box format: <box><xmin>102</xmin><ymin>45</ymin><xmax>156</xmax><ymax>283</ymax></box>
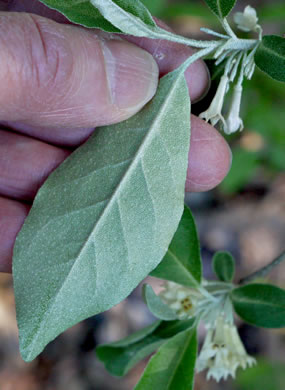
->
<box><xmin>25</xmin><ymin>72</ymin><xmax>185</xmax><ymax>360</ymax></box>
<box><xmin>167</xmin><ymin>248</ymin><xmax>199</xmax><ymax>287</ymax></box>
<box><xmin>233</xmin><ymin>296</ymin><xmax>285</xmax><ymax>309</ymax></box>
<box><xmin>165</xmin><ymin>329</ymin><xmax>195</xmax><ymax>390</ymax></box>
<box><xmin>260</xmin><ymin>43</ymin><xmax>285</xmax><ymax>61</ymax></box>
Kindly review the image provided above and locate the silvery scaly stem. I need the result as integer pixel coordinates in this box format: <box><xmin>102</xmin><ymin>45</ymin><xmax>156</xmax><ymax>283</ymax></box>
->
<box><xmin>237</xmin><ymin>53</ymin><xmax>247</xmax><ymax>85</ymax></box>
<box><xmin>225</xmin><ymin>52</ymin><xmax>238</xmax><ymax>75</ymax></box>
<box><xmin>91</xmin><ymin>1</ymin><xmax>258</xmax><ymax>50</ymax></box>
<box><xmin>246</xmin><ymin>62</ymin><xmax>255</xmax><ymax>80</ymax></box>
<box><xmin>221</xmin><ymin>18</ymin><xmax>237</xmax><ymax>39</ymax></box>
<box><xmin>215</xmin><ymin>49</ymin><xmax>231</xmax><ymax>66</ymax></box>
<box><xmin>230</xmin><ymin>51</ymin><xmax>243</xmax><ymax>82</ymax></box>
<box><xmin>239</xmin><ymin>251</ymin><xmax>285</xmax><ymax>284</ymax></box>
<box><xmin>244</xmin><ymin>44</ymin><xmax>259</xmax><ymax>67</ymax></box>
<box><xmin>200</xmin><ymin>27</ymin><xmax>229</xmax><ymax>39</ymax></box>
<box><xmin>177</xmin><ymin>46</ymin><xmax>217</xmax><ymax>74</ymax></box>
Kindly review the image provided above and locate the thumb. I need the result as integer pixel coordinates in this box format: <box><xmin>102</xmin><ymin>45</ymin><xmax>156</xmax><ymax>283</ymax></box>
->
<box><xmin>0</xmin><ymin>13</ymin><xmax>158</xmax><ymax>128</ymax></box>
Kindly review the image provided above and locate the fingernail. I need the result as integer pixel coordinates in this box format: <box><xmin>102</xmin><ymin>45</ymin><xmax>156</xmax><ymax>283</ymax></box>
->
<box><xmin>101</xmin><ymin>40</ymin><xmax>159</xmax><ymax>111</ymax></box>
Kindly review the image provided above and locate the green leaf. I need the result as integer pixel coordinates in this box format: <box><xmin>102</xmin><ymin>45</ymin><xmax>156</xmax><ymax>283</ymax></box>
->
<box><xmin>90</xmin><ymin>0</ymin><xmax>159</xmax><ymax>37</ymax></box>
<box><xmin>134</xmin><ymin>327</ymin><xmax>197</xmax><ymax>390</ymax></box>
<box><xmin>212</xmin><ymin>251</ymin><xmax>235</xmax><ymax>282</ymax></box>
<box><xmin>231</xmin><ymin>283</ymin><xmax>285</xmax><ymax>328</ymax></box>
<box><xmin>151</xmin><ymin>205</ymin><xmax>202</xmax><ymax>287</ymax></box>
<box><xmin>113</xmin><ymin>0</ymin><xmax>156</xmax><ymax>26</ymax></box>
<box><xmin>39</xmin><ymin>0</ymin><xmax>156</xmax><ymax>31</ymax></box>
<box><xmin>96</xmin><ymin>319</ymin><xmax>195</xmax><ymax>376</ymax></box>
<box><xmin>39</xmin><ymin>0</ymin><xmax>121</xmax><ymax>31</ymax></box>
<box><xmin>143</xmin><ymin>284</ymin><xmax>178</xmax><ymax>321</ymax></box>
<box><xmin>89</xmin><ymin>0</ymin><xmax>204</xmax><ymax>47</ymax></box>
<box><xmin>255</xmin><ymin>35</ymin><xmax>285</xmax><ymax>83</ymax></box>
<box><xmin>203</xmin><ymin>0</ymin><xmax>236</xmax><ymax>18</ymax></box>
<box><xmin>13</xmin><ymin>69</ymin><xmax>191</xmax><ymax>362</ymax></box>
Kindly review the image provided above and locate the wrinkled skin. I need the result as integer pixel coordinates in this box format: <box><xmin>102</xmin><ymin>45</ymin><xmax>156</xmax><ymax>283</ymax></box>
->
<box><xmin>0</xmin><ymin>0</ymin><xmax>232</xmax><ymax>272</ymax></box>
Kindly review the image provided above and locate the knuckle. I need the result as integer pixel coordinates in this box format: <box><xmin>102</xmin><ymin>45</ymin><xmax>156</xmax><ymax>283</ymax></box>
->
<box><xmin>23</xmin><ymin>14</ymin><xmax>74</xmax><ymax>95</ymax></box>
<box><xmin>0</xmin><ymin>13</ymin><xmax>74</xmax><ymax>109</ymax></box>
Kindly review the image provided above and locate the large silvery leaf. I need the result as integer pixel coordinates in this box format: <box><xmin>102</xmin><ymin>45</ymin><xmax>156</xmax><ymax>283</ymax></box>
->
<box><xmin>151</xmin><ymin>205</ymin><xmax>202</xmax><ymax>287</ymax></box>
<box><xmin>255</xmin><ymin>35</ymin><xmax>285</xmax><ymax>83</ymax></box>
<box><xmin>13</xmin><ymin>69</ymin><xmax>191</xmax><ymax>362</ymax></box>
<box><xmin>39</xmin><ymin>0</ymin><xmax>155</xmax><ymax>31</ymax></box>
<box><xmin>203</xmin><ymin>0</ymin><xmax>236</xmax><ymax>18</ymax></box>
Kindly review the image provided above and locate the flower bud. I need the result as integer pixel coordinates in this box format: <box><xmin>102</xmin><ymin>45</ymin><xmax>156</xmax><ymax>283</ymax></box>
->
<box><xmin>234</xmin><ymin>6</ymin><xmax>258</xmax><ymax>32</ymax></box>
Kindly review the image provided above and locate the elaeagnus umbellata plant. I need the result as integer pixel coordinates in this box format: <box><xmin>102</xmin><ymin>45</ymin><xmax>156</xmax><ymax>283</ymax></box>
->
<box><xmin>12</xmin><ymin>0</ymin><xmax>285</xmax><ymax>388</ymax></box>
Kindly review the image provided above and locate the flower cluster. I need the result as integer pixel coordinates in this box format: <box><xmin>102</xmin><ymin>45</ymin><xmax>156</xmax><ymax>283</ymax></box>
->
<box><xmin>199</xmin><ymin>68</ymin><xmax>245</xmax><ymax>134</ymax></box>
<box><xmin>159</xmin><ymin>281</ymin><xmax>203</xmax><ymax>319</ymax></box>
<box><xmin>199</xmin><ymin>6</ymin><xmax>261</xmax><ymax>134</ymax></box>
<box><xmin>196</xmin><ymin>316</ymin><xmax>256</xmax><ymax>381</ymax></box>
<box><xmin>159</xmin><ymin>281</ymin><xmax>256</xmax><ymax>382</ymax></box>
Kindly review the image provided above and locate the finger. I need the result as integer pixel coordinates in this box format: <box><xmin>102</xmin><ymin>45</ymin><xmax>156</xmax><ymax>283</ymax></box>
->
<box><xmin>0</xmin><ymin>130</ymin><xmax>70</xmax><ymax>201</ymax></box>
<box><xmin>186</xmin><ymin>115</ymin><xmax>232</xmax><ymax>192</ymax></box>
<box><xmin>0</xmin><ymin>12</ymin><xmax>158</xmax><ymax>128</ymax></box>
<box><xmin>0</xmin><ymin>117</ymin><xmax>231</xmax><ymax>202</ymax></box>
<box><xmin>0</xmin><ymin>196</ymin><xmax>29</xmax><ymax>273</ymax></box>
<box><xmin>8</xmin><ymin>1</ymin><xmax>210</xmax><ymax>103</ymax></box>
<box><xmin>124</xmin><ymin>18</ymin><xmax>210</xmax><ymax>103</ymax></box>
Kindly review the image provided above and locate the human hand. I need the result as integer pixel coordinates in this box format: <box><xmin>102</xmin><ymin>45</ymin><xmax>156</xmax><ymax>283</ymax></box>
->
<box><xmin>0</xmin><ymin>0</ymin><xmax>231</xmax><ymax>272</ymax></box>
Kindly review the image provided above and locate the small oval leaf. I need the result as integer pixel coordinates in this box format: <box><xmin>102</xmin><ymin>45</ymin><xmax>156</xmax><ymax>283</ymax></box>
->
<box><xmin>212</xmin><ymin>251</ymin><xmax>235</xmax><ymax>282</ymax></box>
<box><xmin>231</xmin><ymin>283</ymin><xmax>285</xmax><ymax>328</ymax></box>
<box><xmin>151</xmin><ymin>205</ymin><xmax>202</xmax><ymax>287</ymax></box>
<box><xmin>143</xmin><ymin>285</ymin><xmax>178</xmax><ymax>321</ymax></box>
<box><xmin>255</xmin><ymin>35</ymin><xmax>285</xmax><ymax>83</ymax></box>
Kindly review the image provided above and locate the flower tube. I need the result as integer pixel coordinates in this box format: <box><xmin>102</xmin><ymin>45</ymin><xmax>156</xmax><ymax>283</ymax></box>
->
<box><xmin>224</xmin><ymin>84</ymin><xmax>244</xmax><ymax>134</ymax></box>
<box><xmin>196</xmin><ymin>316</ymin><xmax>256</xmax><ymax>381</ymax></box>
<box><xmin>199</xmin><ymin>74</ymin><xmax>229</xmax><ymax>127</ymax></box>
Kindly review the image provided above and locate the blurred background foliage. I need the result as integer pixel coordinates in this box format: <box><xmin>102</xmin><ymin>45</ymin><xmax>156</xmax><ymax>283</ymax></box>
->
<box><xmin>141</xmin><ymin>0</ymin><xmax>285</xmax><ymax>195</ymax></box>
<box><xmin>0</xmin><ymin>1</ymin><xmax>284</xmax><ymax>390</ymax></box>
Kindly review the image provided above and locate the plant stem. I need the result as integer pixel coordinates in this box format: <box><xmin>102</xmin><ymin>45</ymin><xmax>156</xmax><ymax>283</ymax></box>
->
<box><xmin>239</xmin><ymin>250</ymin><xmax>285</xmax><ymax>284</ymax></box>
<box><xmin>178</xmin><ymin>46</ymin><xmax>217</xmax><ymax>74</ymax></box>
<box><xmin>221</xmin><ymin>18</ymin><xmax>237</xmax><ymax>39</ymax></box>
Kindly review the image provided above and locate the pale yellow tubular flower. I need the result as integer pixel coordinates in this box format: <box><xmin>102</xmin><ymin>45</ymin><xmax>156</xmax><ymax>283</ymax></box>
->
<box><xmin>196</xmin><ymin>316</ymin><xmax>256</xmax><ymax>382</ymax></box>
<box><xmin>234</xmin><ymin>5</ymin><xmax>258</xmax><ymax>32</ymax></box>
<box><xmin>224</xmin><ymin>84</ymin><xmax>244</xmax><ymax>134</ymax></box>
<box><xmin>199</xmin><ymin>74</ymin><xmax>229</xmax><ymax>127</ymax></box>
<box><xmin>159</xmin><ymin>281</ymin><xmax>202</xmax><ymax>319</ymax></box>
<box><xmin>224</xmin><ymin>323</ymin><xmax>256</xmax><ymax>371</ymax></box>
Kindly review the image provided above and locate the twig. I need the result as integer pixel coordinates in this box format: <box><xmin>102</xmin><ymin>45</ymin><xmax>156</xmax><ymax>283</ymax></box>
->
<box><xmin>239</xmin><ymin>250</ymin><xmax>285</xmax><ymax>284</ymax></box>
